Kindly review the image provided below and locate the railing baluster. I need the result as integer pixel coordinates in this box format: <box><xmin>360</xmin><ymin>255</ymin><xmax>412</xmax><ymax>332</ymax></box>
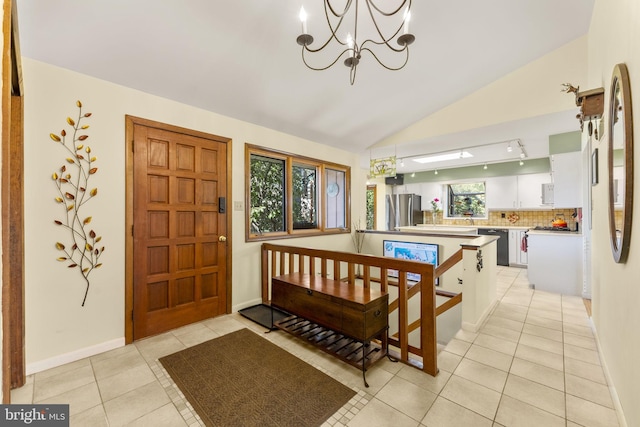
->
<box><xmin>279</xmin><ymin>251</ymin><xmax>285</xmax><ymax>276</ymax></box>
<box><xmin>309</xmin><ymin>256</ymin><xmax>315</xmax><ymax>276</ymax></box>
<box><xmin>363</xmin><ymin>265</ymin><xmax>370</xmax><ymax>288</ymax></box>
<box><xmin>421</xmin><ymin>266</ymin><xmax>437</xmax><ymax>376</ymax></box>
<box><xmin>398</xmin><ymin>272</ymin><xmax>409</xmax><ymax>362</ymax></box>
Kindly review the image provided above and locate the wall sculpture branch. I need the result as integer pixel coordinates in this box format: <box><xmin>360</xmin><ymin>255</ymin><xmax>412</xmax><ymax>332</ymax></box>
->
<box><xmin>49</xmin><ymin>100</ymin><xmax>104</xmax><ymax>306</ymax></box>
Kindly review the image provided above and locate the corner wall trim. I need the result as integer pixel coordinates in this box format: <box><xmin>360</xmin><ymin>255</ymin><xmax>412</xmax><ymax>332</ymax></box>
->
<box><xmin>461</xmin><ymin>299</ymin><xmax>498</xmax><ymax>333</ymax></box>
<box><xmin>25</xmin><ymin>337</ymin><xmax>125</xmax><ymax>376</ymax></box>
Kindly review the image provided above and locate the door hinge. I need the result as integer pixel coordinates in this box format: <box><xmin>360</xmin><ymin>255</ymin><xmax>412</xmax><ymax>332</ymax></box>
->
<box><xmin>131</xmin><ymin>225</ymin><xmax>134</xmax><ymax>236</ymax></box>
<box><xmin>131</xmin><ymin>141</ymin><xmax>135</xmax><ymax>152</ymax></box>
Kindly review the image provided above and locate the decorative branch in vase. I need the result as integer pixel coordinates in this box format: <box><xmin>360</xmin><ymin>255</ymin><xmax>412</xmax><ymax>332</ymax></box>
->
<box><xmin>49</xmin><ymin>100</ymin><xmax>105</xmax><ymax>306</ymax></box>
<box><xmin>351</xmin><ymin>220</ymin><xmax>366</xmax><ymax>277</ymax></box>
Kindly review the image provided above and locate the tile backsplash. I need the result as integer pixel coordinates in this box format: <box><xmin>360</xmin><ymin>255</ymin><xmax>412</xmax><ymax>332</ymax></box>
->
<box><xmin>425</xmin><ymin>208</ymin><xmax>581</xmax><ymax>229</ymax></box>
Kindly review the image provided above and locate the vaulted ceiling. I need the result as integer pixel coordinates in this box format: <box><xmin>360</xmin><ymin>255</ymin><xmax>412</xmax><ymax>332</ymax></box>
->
<box><xmin>17</xmin><ymin>0</ymin><xmax>594</xmax><ymax>169</ymax></box>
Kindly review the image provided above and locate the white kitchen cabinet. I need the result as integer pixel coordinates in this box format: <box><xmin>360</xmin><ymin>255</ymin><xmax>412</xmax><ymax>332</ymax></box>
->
<box><xmin>486</xmin><ymin>174</ymin><xmax>551</xmax><ymax>210</ymax></box>
<box><xmin>485</xmin><ymin>176</ymin><xmax>518</xmax><ymax>209</ymax></box>
<box><xmin>517</xmin><ymin>173</ymin><xmax>552</xmax><ymax>208</ymax></box>
<box><xmin>552</xmin><ymin>152</ymin><xmax>582</xmax><ymax>208</ymax></box>
<box><xmin>527</xmin><ymin>231</ymin><xmax>583</xmax><ymax>296</ymax></box>
<box><xmin>517</xmin><ymin>229</ymin><xmax>528</xmax><ymax>265</ymax></box>
<box><xmin>508</xmin><ymin>228</ymin><xmax>528</xmax><ymax>266</ymax></box>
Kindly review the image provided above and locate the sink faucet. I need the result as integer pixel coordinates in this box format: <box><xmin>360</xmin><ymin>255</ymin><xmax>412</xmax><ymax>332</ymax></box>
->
<box><xmin>465</xmin><ymin>217</ymin><xmax>474</xmax><ymax>225</ymax></box>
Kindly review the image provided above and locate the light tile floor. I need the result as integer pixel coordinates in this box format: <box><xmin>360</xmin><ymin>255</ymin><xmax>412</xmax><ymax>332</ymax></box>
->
<box><xmin>11</xmin><ymin>267</ymin><xmax>622</xmax><ymax>426</ymax></box>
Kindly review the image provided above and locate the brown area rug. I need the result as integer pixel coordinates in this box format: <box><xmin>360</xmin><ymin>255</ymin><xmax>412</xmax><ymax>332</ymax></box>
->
<box><xmin>160</xmin><ymin>328</ymin><xmax>356</xmax><ymax>427</ymax></box>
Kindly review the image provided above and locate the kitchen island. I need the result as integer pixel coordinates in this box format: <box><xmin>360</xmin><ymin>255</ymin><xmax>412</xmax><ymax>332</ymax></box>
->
<box><xmin>526</xmin><ymin>230</ymin><xmax>583</xmax><ymax>296</ymax></box>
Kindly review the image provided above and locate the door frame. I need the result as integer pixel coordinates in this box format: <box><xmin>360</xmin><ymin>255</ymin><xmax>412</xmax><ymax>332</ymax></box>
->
<box><xmin>2</xmin><ymin>0</ymin><xmax>25</xmax><ymax>400</ymax></box>
<box><xmin>124</xmin><ymin>116</ymin><xmax>233</xmax><ymax>344</ymax></box>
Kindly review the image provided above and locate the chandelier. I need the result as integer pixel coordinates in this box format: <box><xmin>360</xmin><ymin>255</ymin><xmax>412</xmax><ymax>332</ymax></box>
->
<box><xmin>296</xmin><ymin>0</ymin><xmax>415</xmax><ymax>85</ymax></box>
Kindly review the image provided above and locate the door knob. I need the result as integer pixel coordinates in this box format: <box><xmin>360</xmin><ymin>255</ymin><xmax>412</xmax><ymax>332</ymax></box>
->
<box><xmin>218</xmin><ymin>235</ymin><xmax>227</xmax><ymax>242</ymax></box>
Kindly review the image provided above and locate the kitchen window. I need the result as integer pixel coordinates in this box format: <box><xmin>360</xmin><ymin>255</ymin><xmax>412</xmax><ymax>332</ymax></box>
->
<box><xmin>446</xmin><ymin>182</ymin><xmax>487</xmax><ymax>218</ymax></box>
<box><xmin>245</xmin><ymin>144</ymin><xmax>350</xmax><ymax>241</ymax></box>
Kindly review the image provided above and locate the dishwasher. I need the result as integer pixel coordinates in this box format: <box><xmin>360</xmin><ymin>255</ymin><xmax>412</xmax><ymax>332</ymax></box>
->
<box><xmin>477</xmin><ymin>228</ymin><xmax>509</xmax><ymax>266</ymax></box>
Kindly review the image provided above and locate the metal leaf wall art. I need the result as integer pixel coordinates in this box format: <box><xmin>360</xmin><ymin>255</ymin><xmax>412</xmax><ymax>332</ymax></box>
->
<box><xmin>49</xmin><ymin>100</ymin><xmax>104</xmax><ymax>306</ymax></box>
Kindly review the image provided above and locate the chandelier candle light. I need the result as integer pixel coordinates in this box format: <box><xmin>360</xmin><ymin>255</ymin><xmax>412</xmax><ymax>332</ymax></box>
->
<box><xmin>297</xmin><ymin>1</ymin><xmax>416</xmax><ymax>85</ymax></box>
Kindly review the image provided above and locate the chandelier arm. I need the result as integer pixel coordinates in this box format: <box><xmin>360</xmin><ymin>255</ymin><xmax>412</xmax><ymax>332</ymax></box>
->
<box><xmin>325</xmin><ymin>0</ymin><xmax>353</xmax><ymax>18</ymax></box>
<box><xmin>360</xmin><ymin>38</ymin><xmax>406</xmax><ymax>53</ymax></box>
<box><xmin>360</xmin><ymin>46</ymin><xmax>410</xmax><ymax>71</ymax></box>
<box><xmin>321</xmin><ymin>1</ymin><xmax>349</xmax><ymax>48</ymax></box>
<box><xmin>364</xmin><ymin>0</ymin><xmax>407</xmax><ymax>50</ymax></box>
<box><xmin>366</xmin><ymin>0</ymin><xmax>411</xmax><ymax>17</ymax></box>
<box><xmin>301</xmin><ymin>48</ymin><xmax>351</xmax><ymax>71</ymax></box>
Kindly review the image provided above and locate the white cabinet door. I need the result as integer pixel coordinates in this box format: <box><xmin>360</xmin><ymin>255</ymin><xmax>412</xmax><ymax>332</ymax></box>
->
<box><xmin>485</xmin><ymin>176</ymin><xmax>517</xmax><ymax>209</ymax></box>
<box><xmin>517</xmin><ymin>230</ymin><xmax>528</xmax><ymax>265</ymax></box>
<box><xmin>552</xmin><ymin>152</ymin><xmax>582</xmax><ymax>208</ymax></box>
<box><xmin>508</xmin><ymin>228</ymin><xmax>528</xmax><ymax>266</ymax></box>
<box><xmin>517</xmin><ymin>173</ymin><xmax>552</xmax><ymax>209</ymax></box>
<box><xmin>508</xmin><ymin>230</ymin><xmax>518</xmax><ymax>264</ymax></box>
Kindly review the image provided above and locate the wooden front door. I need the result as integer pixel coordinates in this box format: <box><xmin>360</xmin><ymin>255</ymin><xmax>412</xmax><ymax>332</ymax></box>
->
<box><xmin>129</xmin><ymin>117</ymin><xmax>230</xmax><ymax>340</ymax></box>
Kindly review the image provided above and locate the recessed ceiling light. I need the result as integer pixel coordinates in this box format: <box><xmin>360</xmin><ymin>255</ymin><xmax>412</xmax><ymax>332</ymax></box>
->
<box><xmin>483</xmin><ymin>164</ymin><xmax>488</xmax><ymax>170</ymax></box>
<box><xmin>434</xmin><ymin>170</ymin><xmax>438</xmax><ymax>175</ymax></box>
<box><xmin>412</xmin><ymin>151</ymin><xmax>473</xmax><ymax>164</ymax></box>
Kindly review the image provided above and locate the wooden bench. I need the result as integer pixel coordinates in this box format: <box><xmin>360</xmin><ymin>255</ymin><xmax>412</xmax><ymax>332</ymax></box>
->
<box><xmin>270</xmin><ymin>272</ymin><xmax>389</xmax><ymax>387</ymax></box>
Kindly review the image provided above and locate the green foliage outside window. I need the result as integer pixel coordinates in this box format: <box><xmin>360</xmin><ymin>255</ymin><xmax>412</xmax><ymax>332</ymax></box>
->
<box><xmin>447</xmin><ymin>182</ymin><xmax>486</xmax><ymax>217</ymax></box>
<box><xmin>292</xmin><ymin>164</ymin><xmax>317</xmax><ymax>229</ymax></box>
<box><xmin>250</xmin><ymin>154</ymin><xmax>285</xmax><ymax>234</ymax></box>
<box><xmin>366</xmin><ymin>187</ymin><xmax>375</xmax><ymax>229</ymax></box>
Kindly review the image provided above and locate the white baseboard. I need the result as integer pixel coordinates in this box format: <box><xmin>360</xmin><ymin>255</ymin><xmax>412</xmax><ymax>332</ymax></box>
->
<box><xmin>26</xmin><ymin>337</ymin><xmax>125</xmax><ymax>376</ymax></box>
<box><xmin>232</xmin><ymin>298</ymin><xmax>263</xmax><ymax>313</ymax></box>
<box><xmin>589</xmin><ymin>318</ymin><xmax>628</xmax><ymax>427</ymax></box>
<box><xmin>461</xmin><ymin>298</ymin><xmax>498</xmax><ymax>333</ymax></box>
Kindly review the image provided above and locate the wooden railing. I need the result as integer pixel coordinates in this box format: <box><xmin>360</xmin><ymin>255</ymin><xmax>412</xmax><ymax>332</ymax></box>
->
<box><xmin>260</xmin><ymin>243</ymin><xmax>464</xmax><ymax>376</ymax></box>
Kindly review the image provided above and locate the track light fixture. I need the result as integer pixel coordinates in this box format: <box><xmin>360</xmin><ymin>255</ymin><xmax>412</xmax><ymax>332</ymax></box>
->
<box><xmin>297</xmin><ymin>1</ymin><xmax>416</xmax><ymax>85</ymax></box>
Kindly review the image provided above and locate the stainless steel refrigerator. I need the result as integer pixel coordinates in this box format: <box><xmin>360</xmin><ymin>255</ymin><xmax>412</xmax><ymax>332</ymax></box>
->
<box><xmin>386</xmin><ymin>193</ymin><xmax>422</xmax><ymax>230</ymax></box>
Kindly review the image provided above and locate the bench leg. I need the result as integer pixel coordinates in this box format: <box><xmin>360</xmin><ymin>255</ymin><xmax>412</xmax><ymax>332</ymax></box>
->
<box><xmin>362</xmin><ymin>342</ymin><xmax>369</xmax><ymax>388</ymax></box>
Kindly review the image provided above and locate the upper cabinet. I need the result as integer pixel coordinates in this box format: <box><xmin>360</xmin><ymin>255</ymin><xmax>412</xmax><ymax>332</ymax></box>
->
<box><xmin>518</xmin><ymin>173</ymin><xmax>553</xmax><ymax>208</ymax></box>
<box><xmin>485</xmin><ymin>176</ymin><xmax>518</xmax><ymax>209</ymax></box>
<box><xmin>485</xmin><ymin>173</ymin><xmax>551</xmax><ymax>210</ymax></box>
<box><xmin>551</xmin><ymin>152</ymin><xmax>582</xmax><ymax>208</ymax></box>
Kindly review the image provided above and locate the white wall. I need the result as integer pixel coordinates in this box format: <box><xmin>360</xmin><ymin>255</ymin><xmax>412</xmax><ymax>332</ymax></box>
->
<box><xmin>22</xmin><ymin>58</ymin><xmax>360</xmax><ymax>371</ymax></box>
<box><xmin>588</xmin><ymin>0</ymin><xmax>640</xmax><ymax>425</ymax></box>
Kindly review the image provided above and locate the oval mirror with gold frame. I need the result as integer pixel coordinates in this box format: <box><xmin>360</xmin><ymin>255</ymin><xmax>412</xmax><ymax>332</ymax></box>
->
<box><xmin>608</xmin><ymin>63</ymin><xmax>633</xmax><ymax>263</ymax></box>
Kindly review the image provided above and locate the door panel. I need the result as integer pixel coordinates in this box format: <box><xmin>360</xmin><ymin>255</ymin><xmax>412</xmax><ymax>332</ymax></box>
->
<box><xmin>132</xmin><ymin>123</ymin><xmax>228</xmax><ymax>340</ymax></box>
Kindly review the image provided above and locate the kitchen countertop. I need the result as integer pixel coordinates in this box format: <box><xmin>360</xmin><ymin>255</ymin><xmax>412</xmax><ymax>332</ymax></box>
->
<box><xmin>527</xmin><ymin>229</ymin><xmax>582</xmax><ymax>236</ymax></box>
